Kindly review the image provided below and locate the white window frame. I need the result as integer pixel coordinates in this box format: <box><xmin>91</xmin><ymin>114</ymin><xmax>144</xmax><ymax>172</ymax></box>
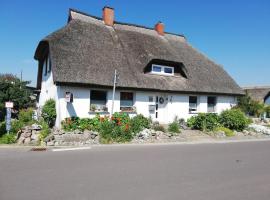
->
<box><xmin>151</xmin><ymin>64</ymin><xmax>174</xmax><ymax>76</ymax></box>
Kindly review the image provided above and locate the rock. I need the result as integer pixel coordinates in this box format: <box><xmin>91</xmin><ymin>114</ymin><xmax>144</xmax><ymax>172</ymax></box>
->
<box><xmin>47</xmin><ymin>141</ymin><xmax>55</xmax><ymax>146</ymax></box>
<box><xmin>138</xmin><ymin>129</ymin><xmax>151</xmax><ymax>139</ymax></box>
<box><xmin>31</xmin><ymin>124</ymin><xmax>42</xmax><ymax>130</ymax></box>
<box><xmin>59</xmin><ymin>129</ymin><xmax>65</xmax><ymax>135</ymax></box>
<box><xmin>31</xmin><ymin>133</ymin><xmax>39</xmax><ymax>141</ymax></box>
<box><xmin>248</xmin><ymin>124</ymin><xmax>270</xmax><ymax>135</ymax></box>
<box><xmin>17</xmin><ymin>137</ymin><xmax>25</xmax><ymax>145</ymax></box>
<box><xmin>44</xmin><ymin>134</ymin><xmax>54</xmax><ymax>143</ymax></box>
<box><xmin>215</xmin><ymin>131</ymin><xmax>226</xmax><ymax>138</ymax></box>
<box><xmin>24</xmin><ymin>137</ymin><xmax>31</xmax><ymax>145</ymax></box>
<box><xmin>74</xmin><ymin>129</ymin><xmax>82</xmax><ymax>134</ymax></box>
<box><xmin>90</xmin><ymin>131</ymin><xmax>98</xmax><ymax>139</ymax></box>
<box><xmin>22</xmin><ymin>131</ymin><xmax>32</xmax><ymax>138</ymax></box>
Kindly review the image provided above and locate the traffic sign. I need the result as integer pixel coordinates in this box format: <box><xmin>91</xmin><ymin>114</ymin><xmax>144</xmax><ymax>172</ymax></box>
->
<box><xmin>5</xmin><ymin>101</ymin><xmax>14</xmax><ymax>108</ymax></box>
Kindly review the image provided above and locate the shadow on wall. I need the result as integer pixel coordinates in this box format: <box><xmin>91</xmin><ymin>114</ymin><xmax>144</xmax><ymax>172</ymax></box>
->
<box><xmin>66</xmin><ymin>102</ymin><xmax>77</xmax><ymax>117</ymax></box>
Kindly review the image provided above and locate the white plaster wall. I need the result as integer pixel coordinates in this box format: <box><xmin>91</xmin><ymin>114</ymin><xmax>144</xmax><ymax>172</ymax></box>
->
<box><xmin>38</xmin><ymin>69</ymin><xmax>57</xmax><ymax>107</ymax></box>
<box><xmin>51</xmin><ymin>85</ymin><xmax>238</xmax><ymax>127</ymax></box>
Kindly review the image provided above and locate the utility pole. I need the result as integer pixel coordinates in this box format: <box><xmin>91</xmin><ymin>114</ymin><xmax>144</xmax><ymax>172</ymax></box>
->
<box><xmin>110</xmin><ymin>69</ymin><xmax>118</xmax><ymax>117</ymax></box>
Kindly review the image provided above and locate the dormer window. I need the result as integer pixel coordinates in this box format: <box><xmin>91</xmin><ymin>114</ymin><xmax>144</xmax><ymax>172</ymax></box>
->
<box><xmin>43</xmin><ymin>53</ymin><xmax>51</xmax><ymax>76</ymax></box>
<box><xmin>151</xmin><ymin>64</ymin><xmax>174</xmax><ymax>75</ymax></box>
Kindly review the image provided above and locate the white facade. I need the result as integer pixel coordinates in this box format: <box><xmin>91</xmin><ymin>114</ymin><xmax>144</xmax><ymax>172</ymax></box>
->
<box><xmin>38</xmin><ymin>74</ymin><xmax>237</xmax><ymax>127</ymax></box>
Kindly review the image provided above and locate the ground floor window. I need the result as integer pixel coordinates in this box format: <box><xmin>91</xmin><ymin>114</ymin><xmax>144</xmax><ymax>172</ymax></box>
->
<box><xmin>120</xmin><ymin>92</ymin><xmax>134</xmax><ymax>111</ymax></box>
<box><xmin>207</xmin><ymin>96</ymin><xmax>217</xmax><ymax>112</ymax></box>
<box><xmin>90</xmin><ymin>90</ymin><xmax>107</xmax><ymax>111</ymax></box>
<box><xmin>189</xmin><ymin>96</ymin><xmax>197</xmax><ymax>112</ymax></box>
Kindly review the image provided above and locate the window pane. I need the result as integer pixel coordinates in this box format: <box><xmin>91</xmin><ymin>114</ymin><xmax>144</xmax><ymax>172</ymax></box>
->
<box><xmin>152</xmin><ymin>66</ymin><xmax>162</xmax><ymax>72</ymax></box>
<box><xmin>207</xmin><ymin>96</ymin><xmax>216</xmax><ymax>112</ymax></box>
<box><xmin>164</xmin><ymin>67</ymin><xmax>173</xmax><ymax>74</ymax></box>
<box><xmin>189</xmin><ymin>96</ymin><xmax>197</xmax><ymax>112</ymax></box>
<box><xmin>91</xmin><ymin>90</ymin><xmax>106</xmax><ymax>105</ymax></box>
<box><xmin>120</xmin><ymin>92</ymin><xmax>133</xmax><ymax>108</ymax></box>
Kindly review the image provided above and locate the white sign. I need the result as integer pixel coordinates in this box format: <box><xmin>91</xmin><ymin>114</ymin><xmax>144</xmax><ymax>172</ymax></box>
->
<box><xmin>5</xmin><ymin>102</ymin><xmax>14</xmax><ymax>108</ymax></box>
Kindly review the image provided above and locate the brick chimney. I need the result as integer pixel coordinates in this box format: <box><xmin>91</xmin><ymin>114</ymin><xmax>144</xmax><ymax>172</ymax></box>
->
<box><xmin>102</xmin><ymin>6</ymin><xmax>114</xmax><ymax>26</ymax></box>
<box><xmin>155</xmin><ymin>21</ymin><xmax>164</xmax><ymax>36</ymax></box>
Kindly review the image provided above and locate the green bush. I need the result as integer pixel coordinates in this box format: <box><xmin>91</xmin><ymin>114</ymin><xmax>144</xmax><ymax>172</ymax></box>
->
<box><xmin>61</xmin><ymin>117</ymin><xmax>80</xmax><ymax>131</ymax></box>
<box><xmin>18</xmin><ymin>108</ymin><xmax>34</xmax><ymax>125</ymax></box>
<box><xmin>130</xmin><ymin>114</ymin><xmax>150</xmax><ymax>134</ymax></box>
<box><xmin>38</xmin><ymin>119</ymin><xmax>50</xmax><ymax>142</ymax></box>
<box><xmin>0</xmin><ymin>121</ymin><xmax>6</xmax><ymax>137</ymax></box>
<box><xmin>42</xmin><ymin>99</ymin><xmax>56</xmax><ymax>127</ymax></box>
<box><xmin>215</xmin><ymin>127</ymin><xmax>235</xmax><ymax>137</ymax></box>
<box><xmin>187</xmin><ymin>113</ymin><xmax>219</xmax><ymax>131</ymax></box>
<box><xmin>0</xmin><ymin>133</ymin><xmax>16</xmax><ymax>144</ymax></box>
<box><xmin>219</xmin><ymin>109</ymin><xmax>250</xmax><ymax>131</ymax></box>
<box><xmin>10</xmin><ymin>119</ymin><xmax>23</xmax><ymax>135</ymax></box>
<box><xmin>168</xmin><ymin>121</ymin><xmax>181</xmax><ymax>134</ymax></box>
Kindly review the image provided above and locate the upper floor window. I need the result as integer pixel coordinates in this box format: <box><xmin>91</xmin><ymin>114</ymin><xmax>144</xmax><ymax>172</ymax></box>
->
<box><xmin>151</xmin><ymin>64</ymin><xmax>174</xmax><ymax>75</ymax></box>
<box><xmin>207</xmin><ymin>96</ymin><xmax>217</xmax><ymax>113</ymax></box>
<box><xmin>43</xmin><ymin>54</ymin><xmax>51</xmax><ymax>76</ymax></box>
<box><xmin>189</xmin><ymin>96</ymin><xmax>197</xmax><ymax>113</ymax></box>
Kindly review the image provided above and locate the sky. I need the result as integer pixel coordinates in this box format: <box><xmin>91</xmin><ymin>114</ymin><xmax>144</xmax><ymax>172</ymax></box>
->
<box><xmin>0</xmin><ymin>0</ymin><xmax>269</xmax><ymax>87</ymax></box>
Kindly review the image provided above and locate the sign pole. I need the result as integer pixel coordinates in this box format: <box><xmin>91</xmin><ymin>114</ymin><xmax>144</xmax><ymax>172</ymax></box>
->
<box><xmin>111</xmin><ymin>69</ymin><xmax>117</xmax><ymax>117</ymax></box>
<box><xmin>5</xmin><ymin>102</ymin><xmax>13</xmax><ymax>134</ymax></box>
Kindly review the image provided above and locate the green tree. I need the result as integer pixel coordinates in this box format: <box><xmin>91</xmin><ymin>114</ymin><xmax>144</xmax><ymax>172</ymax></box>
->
<box><xmin>41</xmin><ymin>99</ymin><xmax>56</xmax><ymax>127</ymax></box>
<box><xmin>0</xmin><ymin>74</ymin><xmax>35</xmax><ymax>121</ymax></box>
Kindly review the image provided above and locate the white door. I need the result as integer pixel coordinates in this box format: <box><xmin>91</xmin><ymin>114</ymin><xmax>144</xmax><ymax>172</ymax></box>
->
<box><xmin>155</xmin><ymin>94</ymin><xmax>168</xmax><ymax>124</ymax></box>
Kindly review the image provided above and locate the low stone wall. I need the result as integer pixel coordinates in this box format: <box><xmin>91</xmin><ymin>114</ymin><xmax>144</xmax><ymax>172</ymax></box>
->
<box><xmin>17</xmin><ymin>124</ymin><xmax>41</xmax><ymax>145</ymax></box>
<box><xmin>45</xmin><ymin>129</ymin><xmax>99</xmax><ymax>146</ymax></box>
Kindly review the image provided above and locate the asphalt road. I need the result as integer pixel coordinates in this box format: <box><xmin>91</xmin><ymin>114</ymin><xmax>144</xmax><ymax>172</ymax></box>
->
<box><xmin>1</xmin><ymin>141</ymin><xmax>270</xmax><ymax>200</ymax></box>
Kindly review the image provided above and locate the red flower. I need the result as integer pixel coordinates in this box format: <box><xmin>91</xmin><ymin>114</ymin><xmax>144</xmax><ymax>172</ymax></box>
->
<box><xmin>125</xmin><ymin>124</ymin><xmax>129</xmax><ymax>131</ymax></box>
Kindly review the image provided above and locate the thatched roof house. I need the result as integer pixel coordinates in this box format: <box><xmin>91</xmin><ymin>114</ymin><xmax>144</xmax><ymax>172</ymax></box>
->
<box><xmin>243</xmin><ymin>86</ymin><xmax>270</xmax><ymax>103</ymax></box>
<box><xmin>35</xmin><ymin>8</ymin><xmax>243</xmax><ymax>96</ymax></box>
<box><xmin>34</xmin><ymin>7</ymin><xmax>244</xmax><ymax>126</ymax></box>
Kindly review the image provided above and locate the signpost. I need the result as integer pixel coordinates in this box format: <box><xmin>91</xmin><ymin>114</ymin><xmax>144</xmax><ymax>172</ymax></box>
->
<box><xmin>5</xmin><ymin>101</ymin><xmax>13</xmax><ymax>134</ymax></box>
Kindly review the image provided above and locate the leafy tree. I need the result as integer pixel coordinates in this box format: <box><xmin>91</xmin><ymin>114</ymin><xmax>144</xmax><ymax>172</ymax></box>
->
<box><xmin>0</xmin><ymin>74</ymin><xmax>35</xmax><ymax>121</ymax></box>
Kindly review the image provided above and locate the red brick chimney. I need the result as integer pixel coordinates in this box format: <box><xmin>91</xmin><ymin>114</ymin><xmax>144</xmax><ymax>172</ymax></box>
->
<box><xmin>155</xmin><ymin>21</ymin><xmax>164</xmax><ymax>36</ymax></box>
<box><xmin>102</xmin><ymin>6</ymin><xmax>114</xmax><ymax>26</ymax></box>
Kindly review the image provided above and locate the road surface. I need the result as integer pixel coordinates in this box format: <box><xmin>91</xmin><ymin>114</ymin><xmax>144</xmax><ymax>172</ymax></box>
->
<box><xmin>1</xmin><ymin>141</ymin><xmax>270</xmax><ymax>200</ymax></box>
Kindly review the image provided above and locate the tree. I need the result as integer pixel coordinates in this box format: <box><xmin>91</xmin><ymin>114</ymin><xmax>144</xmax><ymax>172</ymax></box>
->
<box><xmin>41</xmin><ymin>99</ymin><xmax>56</xmax><ymax>127</ymax></box>
<box><xmin>0</xmin><ymin>74</ymin><xmax>35</xmax><ymax>121</ymax></box>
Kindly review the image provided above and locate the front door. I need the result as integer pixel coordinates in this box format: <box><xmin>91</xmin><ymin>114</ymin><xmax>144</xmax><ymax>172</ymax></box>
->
<box><xmin>155</xmin><ymin>95</ymin><xmax>168</xmax><ymax>123</ymax></box>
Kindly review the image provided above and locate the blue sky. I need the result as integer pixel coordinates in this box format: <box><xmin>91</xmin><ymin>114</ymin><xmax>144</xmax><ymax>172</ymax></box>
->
<box><xmin>0</xmin><ymin>0</ymin><xmax>269</xmax><ymax>87</ymax></box>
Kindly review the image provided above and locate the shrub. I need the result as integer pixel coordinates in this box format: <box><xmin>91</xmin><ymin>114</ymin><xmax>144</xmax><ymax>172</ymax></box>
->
<box><xmin>219</xmin><ymin>109</ymin><xmax>250</xmax><ymax>131</ymax></box>
<box><xmin>111</xmin><ymin>112</ymin><xmax>130</xmax><ymax>125</ymax></box>
<box><xmin>0</xmin><ymin>121</ymin><xmax>6</xmax><ymax>137</ymax></box>
<box><xmin>99</xmin><ymin>118</ymin><xmax>114</xmax><ymax>144</ymax></box>
<box><xmin>187</xmin><ymin>113</ymin><xmax>219</xmax><ymax>131</ymax></box>
<box><xmin>168</xmin><ymin>121</ymin><xmax>181</xmax><ymax>134</ymax></box>
<box><xmin>10</xmin><ymin>119</ymin><xmax>23</xmax><ymax>135</ymax></box>
<box><xmin>38</xmin><ymin>119</ymin><xmax>50</xmax><ymax>143</ymax></box>
<box><xmin>42</xmin><ymin>99</ymin><xmax>56</xmax><ymax>127</ymax></box>
<box><xmin>152</xmin><ymin>122</ymin><xmax>166</xmax><ymax>132</ymax></box>
<box><xmin>215</xmin><ymin>127</ymin><xmax>234</xmax><ymax>137</ymax></box>
<box><xmin>61</xmin><ymin>117</ymin><xmax>80</xmax><ymax>131</ymax></box>
<box><xmin>0</xmin><ymin>133</ymin><xmax>16</xmax><ymax>144</ymax></box>
<box><xmin>130</xmin><ymin>114</ymin><xmax>150</xmax><ymax>134</ymax></box>
<box><xmin>18</xmin><ymin>108</ymin><xmax>34</xmax><ymax>125</ymax></box>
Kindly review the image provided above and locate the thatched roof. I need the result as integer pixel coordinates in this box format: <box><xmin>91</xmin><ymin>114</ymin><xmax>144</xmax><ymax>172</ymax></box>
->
<box><xmin>243</xmin><ymin>86</ymin><xmax>270</xmax><ymax>102</ymax></box>
<box><xmin>34</xmin><ymin>8</ymin><xmax>243</xmax><ymax>95</ymax></box>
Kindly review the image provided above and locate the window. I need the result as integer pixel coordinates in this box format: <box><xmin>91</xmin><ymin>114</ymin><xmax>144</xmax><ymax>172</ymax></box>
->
<box><xmin>164</xmin><ymin>67</ymin><xmax>173</xmax><ymax>74</ymax></box>
<box><xmin>120</xmin><ymin>92</ymin><xmax>134</xmax><ymax>111</ymax></box>
<box><xmin>90</xmin><ymin>90</ymin><xmax>107</xmax><ymax>111</ymax></box>
<box><xmin>149</xmin><ymin>96</ymin><xmax>154</xmax><ymax>102</ymax></box>
<box><xmin>189</xmin><ymin>96</ymin><xmax>197</xmax><ymax>112</ymax></box>
<box><xmin>207</xmin><ymin>96</ymin><xmax>217</xmax><ymax>112</ymax></box>
<box><xmin>151</xmin><ymin>64</ymin><xmax>174</xmax><ymax>75</ymax></box>
<box><xmin>47</xmin><ymin>55</ymin><xmax>51</xmax><ymax>73</ymax></box>
<box><xmin>43</xmin><ymin>57</ymin><xmax>47</xmax><ymax>76</ymax></box>
<box><xmin>43</xmin><ymin>54</ymin><xmax>51</xmax><ymax>75</ymax></box>
<box><xmin>152</xmin><ymin>66</ymin><xmax>162</xmax><ymax>72</ymax></box>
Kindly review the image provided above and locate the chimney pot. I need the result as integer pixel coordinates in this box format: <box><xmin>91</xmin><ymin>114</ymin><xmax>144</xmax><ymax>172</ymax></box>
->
<box><xmin>103</xmin><ymin>6</ymin><xmax>114</xmax><ymax>26</ymax></box>
<box><xmin>155</xmin><ymin>21</ymin><xmax>164</xmax><ymax>36</ymax></box>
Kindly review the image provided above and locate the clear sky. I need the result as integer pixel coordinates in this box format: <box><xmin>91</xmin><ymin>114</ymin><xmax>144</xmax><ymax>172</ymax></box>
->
<box><xmin>0</xmin><ymin>0</ymin><xmax>269</xmax><ymax>87</ymax></box>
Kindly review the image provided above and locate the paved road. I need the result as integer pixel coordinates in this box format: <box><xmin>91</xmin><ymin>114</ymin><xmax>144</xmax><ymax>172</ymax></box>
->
<box><xmin>1</xmin><ymin>141</ymin><xmax>270</xmax><ymax>200</ymax></box>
